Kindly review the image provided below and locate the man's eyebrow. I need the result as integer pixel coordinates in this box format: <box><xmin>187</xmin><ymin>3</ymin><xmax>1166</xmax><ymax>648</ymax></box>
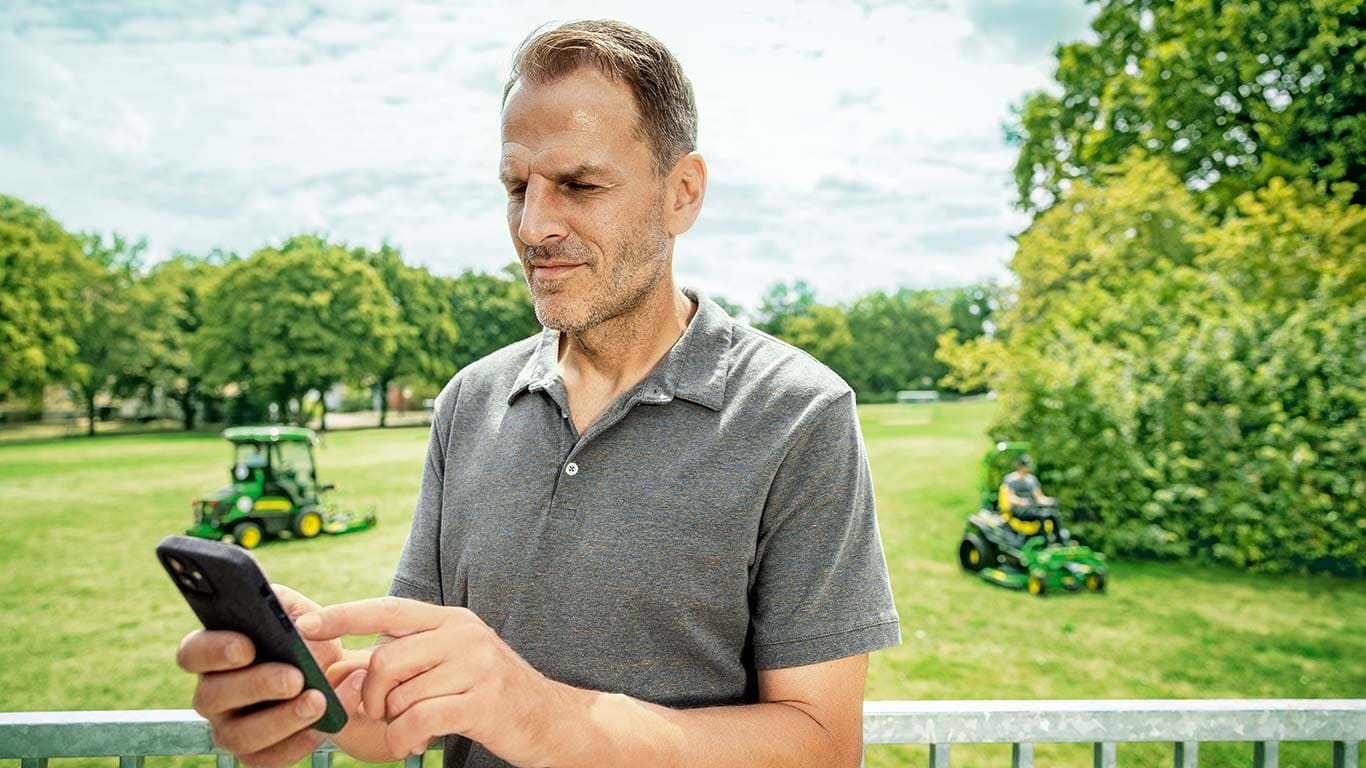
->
<box><xmin>500</xmin><ymin>163</ymin><xmax>615</xmax><ymax>185</ymax></box>
<box><xmin>550</xmin><ymin>163</ymin><xmax>613</xmax><ymax>182</ymax></box>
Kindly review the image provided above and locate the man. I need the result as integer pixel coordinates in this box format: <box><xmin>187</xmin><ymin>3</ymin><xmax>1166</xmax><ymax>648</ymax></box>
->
<box><xmin>1001</xmin><ymin>454</ymin><xmax>1064</xmax><ymax>542</ymax></box>
<box><xmin>176</xmin><ymin>20</ymin><xmax>899</xmax><ymax>768</ymax></box>
<box><xmin>1002</xmin><ymin>455</ymin><xmax>1055</xmax><ymax>512</ymax></box>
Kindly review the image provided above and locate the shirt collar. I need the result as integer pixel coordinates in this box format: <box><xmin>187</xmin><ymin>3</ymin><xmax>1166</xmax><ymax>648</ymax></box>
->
<box><xmin>507</xmin><ymin>287</ymin><xmax>733</xmax><ymax>411</ymax></box>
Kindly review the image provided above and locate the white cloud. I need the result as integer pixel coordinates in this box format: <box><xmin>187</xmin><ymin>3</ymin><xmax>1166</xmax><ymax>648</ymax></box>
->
<box><xmin>0</xmin><ymin>0</ymin><xmax>1094</xmax><ymax>308</ymax></box>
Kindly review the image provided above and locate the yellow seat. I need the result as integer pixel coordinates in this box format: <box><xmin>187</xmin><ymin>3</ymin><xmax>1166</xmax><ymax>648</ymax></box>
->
<box><xmin>1000</xmin><ymin>483</ymin><xmax>1042</xmax><ymax>535</ymax></box>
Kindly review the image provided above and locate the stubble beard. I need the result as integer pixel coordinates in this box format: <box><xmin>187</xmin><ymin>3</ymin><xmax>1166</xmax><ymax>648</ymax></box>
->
<box><xmin>523</xmin><ymin>204</ymin><xmax>670</xmax><ymax>335</ymax></box>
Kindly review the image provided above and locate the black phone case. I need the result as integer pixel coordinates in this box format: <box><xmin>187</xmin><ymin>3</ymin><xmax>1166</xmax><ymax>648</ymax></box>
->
<box><xmin>156</xmin><ymin>535</ymin><xmax>347</xmax><ymax>733</ymax></box>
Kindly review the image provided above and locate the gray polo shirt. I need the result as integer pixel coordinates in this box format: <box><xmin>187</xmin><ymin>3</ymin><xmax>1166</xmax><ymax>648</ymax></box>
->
<box><xmin>390</xmin><ymin>290</ymin><xmax>900</xmax><ymax>768</ymax></box>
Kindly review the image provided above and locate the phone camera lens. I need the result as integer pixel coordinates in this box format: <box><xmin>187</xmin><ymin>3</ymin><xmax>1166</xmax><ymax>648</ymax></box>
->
<box><xmin>169</xmin><ymin>558</ymin><xmax>184</xmax><ymax>573</ymax></box>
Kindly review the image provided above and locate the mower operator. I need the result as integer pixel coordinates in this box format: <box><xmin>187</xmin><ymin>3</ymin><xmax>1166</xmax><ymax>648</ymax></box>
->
<box><xmin>1004</xmin><ymin>454</ymin><xmax>1055</xmax><ymax>511</ymax></box>
<box><xmin>174</xmin><ymin>20</ymin><xmax>899</xmax><ymax>768</ymax></box>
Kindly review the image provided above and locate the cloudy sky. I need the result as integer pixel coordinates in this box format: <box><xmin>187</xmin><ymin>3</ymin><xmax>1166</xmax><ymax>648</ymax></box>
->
<box><xmin>1</xmin><ymin>0</ymin><xmax>1095</xmax><ymax>308</ymax></box>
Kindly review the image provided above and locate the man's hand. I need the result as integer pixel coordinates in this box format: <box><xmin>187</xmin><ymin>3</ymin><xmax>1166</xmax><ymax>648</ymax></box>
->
<box><xmin>175</xmin><ymin>585</ymin><xmax>369</xmax><ymax>768</ymax></box>
<box><xmin>296</xmin><ymin>596</ymin><xmax>558</xmax><ymax>765</ymax></box>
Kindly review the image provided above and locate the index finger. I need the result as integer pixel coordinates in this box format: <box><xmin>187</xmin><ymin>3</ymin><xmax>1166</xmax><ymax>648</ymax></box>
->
<box><xmin>177</xmin><ymin>629</ymin><xmax>255</xmax><ymax>673</ymax></box>
<box><xmin>271</xmin><ymin>583</ymin><xmax>320</xmax><ymax>619</ymax></box>
<box><xmin>295</xmin><ymin>596</ymin><xmax>445</xmax><ymax>641</ymax></box>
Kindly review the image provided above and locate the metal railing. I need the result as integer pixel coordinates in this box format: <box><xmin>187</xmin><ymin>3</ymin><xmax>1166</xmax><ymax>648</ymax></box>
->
<box><xmin>1</xmin><ymin>700</ymin><xmax>1362</xmax><ymax>767</ymax></box>
<box><xmin>862</xmin><ymin>700</ymin><xmax>1363</xmax><ymax>766</ymax></box>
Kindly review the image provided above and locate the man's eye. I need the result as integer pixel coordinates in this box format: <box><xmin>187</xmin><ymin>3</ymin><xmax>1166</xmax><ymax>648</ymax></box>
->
<box><xmin>565</xmin><ymin>182</ymin><xmax>597</xmax><ymax>192</ymax></box>
<box><xmin>507</xmin><ymin>185</ymin><xmax>526</xmax><ymax>199</ymax></box>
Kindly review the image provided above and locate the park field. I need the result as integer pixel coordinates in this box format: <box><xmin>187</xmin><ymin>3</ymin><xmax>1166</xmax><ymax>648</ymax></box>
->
<box><xmin>1</xmin><ymin>401</ymin><xmax>1362</xmax><ymax>768</ymax></box>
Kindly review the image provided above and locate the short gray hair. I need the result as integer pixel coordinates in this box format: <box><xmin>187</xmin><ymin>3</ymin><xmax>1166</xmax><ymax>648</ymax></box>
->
<box><xmin>504</xmin><ymin>20</ymin><xmax>698</xmax><ymax>176</ymax></box>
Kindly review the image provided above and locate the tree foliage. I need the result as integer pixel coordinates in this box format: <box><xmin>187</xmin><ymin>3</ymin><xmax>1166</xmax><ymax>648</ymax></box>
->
<box><xmin>753</xmin><ymin>281</ymin><xmax>998</xmax><ymax>399</ymax></box>
<box><xmin>0</xmin><ymin>196</ymin><xmax>93</xmax><ymax>401</ymax></box>
<box><xmin>982</xmin><ymin>155</ymin><xmax>1364</xmax><ymax>573</ymax></box>
<box><xmin>0</xmin><ymin>194</ymin><xmax>545</xmax><ymax>428</ymax></box>
<box><xmin>68</xmin><ymin>234</ymin><xmax>155</xmax><ymax>436</ymax></box>
<box><xmin>1010</xmin><ymin>0</ymin><xmax>1365</xmax><ymax>213</ymax></box>
<box><xmin>447</xmin><ymin>265</ymin><xmax>540</xmax><ymax>370</ymax></box>
<box><xmin>194</xmin><ymin>236</ymin><xmax>398</xmax><ymax>426</ymax></box>
<box><xmin>362</xmin><ymin>244</ymin><xmax>461</xmax><ymax>426</ymax></box>
<box><xmin>134</xmin><ymin>254</ymin><xmax>222</xmax><ymax>429</ymax></box>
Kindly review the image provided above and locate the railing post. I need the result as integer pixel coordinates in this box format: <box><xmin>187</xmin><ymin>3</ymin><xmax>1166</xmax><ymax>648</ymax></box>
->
<box><xmin>1334</xmin><ymin>741</ymin><xmax>1359</xmax><ymax>768</ymax></box>
<box><xmin>311</xmin><ymin>750</ymin><xmax>333</xmax><ymax>768</ymax></box>
<box><xmin>1175</xmin><ymin>741</ymin><xmax>1198</xmax><ymax>767</ymax></box>
<box><xmin>929</xmin><ymin>742</ymin><xmax>949</xmax><ymax>767</ymax></box>
<box><xmin>216</xmin><ymin>753</ymin><xmax>235</xmax><ymax>768</ymax></box>
<box><xmin>1012</xmin><ymin>742</ymin><xmax>1034</xmax><ymax>768</ymax></box>
<box><xmin>1254</xmin><ymin>741</ymin><xmax>1279</xmax><ymax>768</ymax></box>
<box><xmin>20</xmin><ymin>759</ymin><xmax>47</xmax><ymax>768</ymax></box>
<box><xmin>404</xmin><ymin>753</ymin><xmax>425</xmax><ymax>768</ymax></box>
<box><xmin>1094</xmin><ymin>742</ymin><xmax>1117</xmax><ymax>768</ymax></box>
<box><xmin>119</xmin><ymin>756</ymin><xmax>145</xmax><ymax>768</ymax></box>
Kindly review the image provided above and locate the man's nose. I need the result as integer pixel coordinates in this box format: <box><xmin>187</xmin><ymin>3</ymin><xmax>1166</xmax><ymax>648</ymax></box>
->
<box><xmin>516</xmin><ymin>179</ymin><xmax>568</xmax><ymax>246</ymax></box>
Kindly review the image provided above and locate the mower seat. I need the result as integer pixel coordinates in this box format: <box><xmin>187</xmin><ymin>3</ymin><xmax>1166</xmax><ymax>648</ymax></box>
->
<box><xmin>998</xmin><ymin>484</ymin><xmax>1059</xmax><ymax>540</ymax></box>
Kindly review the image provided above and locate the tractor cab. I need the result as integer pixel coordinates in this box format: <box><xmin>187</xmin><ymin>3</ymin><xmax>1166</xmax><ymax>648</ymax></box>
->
<box><xmin>186</xmin><ymin>426</ymin><xmax>373</xmax><ymax>549</ymax></box>
<box><xmin>229</xmin><ymin>431</ymin><xmax>327</xmax><ymax>505</ymax></box>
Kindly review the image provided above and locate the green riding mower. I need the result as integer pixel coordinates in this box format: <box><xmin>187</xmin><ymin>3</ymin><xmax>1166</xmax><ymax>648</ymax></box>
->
<box><xmin>185</xmin><ymin>426</ymin><xmax>377</xmax><ymax>549</ymax></box>
<box><xmin>957</xmin><ymin>441</ymin><xmax>1108</xmax><ymax>596</ymax></box>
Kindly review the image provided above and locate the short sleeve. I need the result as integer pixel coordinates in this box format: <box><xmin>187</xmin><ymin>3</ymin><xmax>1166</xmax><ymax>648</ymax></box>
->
<box><xmin>388</xmin><ymin>378</ymin><xmax>459</xmax><ymax>605</ymax></box>
<box><xmin>749</xmin><ymin>390</ymin><xmax>901</xmax><ymax>669</ymax></box>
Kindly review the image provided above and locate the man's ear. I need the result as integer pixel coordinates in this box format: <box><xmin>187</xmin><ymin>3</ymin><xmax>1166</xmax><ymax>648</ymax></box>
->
<box><xmin>664</xmin><ymin>152</ymin><xmax>707</xmax><ymax>237</ymax></box>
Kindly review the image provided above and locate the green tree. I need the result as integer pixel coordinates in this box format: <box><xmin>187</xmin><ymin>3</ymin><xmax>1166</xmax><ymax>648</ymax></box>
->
<box><xmin>1010</xmin><ymin>0</ymin><xmax>1365</xmax><ymax>213</ymax></box>
<box><xmin>1010</xmin><ymin>152</ymin><xmax>1209</xmax><ymax>338</ymax></box>
<box><xmin>135</xmin><ymin>254</ymin><xmax>222</xmax><ymax>430</ymax></box>
<box><xmin>945</xmin><ymin>284</ymin><xmax>999</xmax><ymax>342</ymax></box>
<box><xmin>843</xmin><ymin>289</ymin><xmax>951</xmax><ymax>396</ymax></box>
<box><xmin>360</xmin><ymin>244</ymin><xmax>460</xmax><ymax>427</ymax></box>
<box><xmin>448</xmin><ymin>265</ymin><xmax>540</xmax><ymax>370</ymax></box>
<box><xmin>991</xmin><ymin>153</ymin><xmax>1364</xmax><ymax>573</ymax></box>
<box><xmin>934</xmin><ymin>330</ymin><xmax>1004</xmax><ymax>395</ymax></box>
<box><xmin>753</xmin><ymin>280</ymin><xmax>816</xmax><ymax>338</ymax></box>
<box><xmin>66</xmin><ymin>234</ymin><xmax>154</xmax><ymax>436</ymax></box>
<box><xmin>1193</xmin><ymin>176</ymin><xmax>1366</xmax><ymax>310</ymax></box>
<box><xmin>0</xmin><ymin>196</ymin><xmax>93</xmax><ymax>402</ymax></box>
<box><xmin>780</xmin><ymin>304</ymin><xmax>858</xmax><ymax>383</ymax></box>
<box><xmin>195</xmin><ymin>236</ymin><xmax>398</xmax><ymax>429</ymax></box>
<box><xmin>709</xmin><ymin>295</ymin><xmax>745</xmax><ymax>320</ymax></box>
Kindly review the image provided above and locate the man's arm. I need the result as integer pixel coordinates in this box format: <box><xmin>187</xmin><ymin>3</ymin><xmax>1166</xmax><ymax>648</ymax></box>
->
<box><xmin>296</xmin><ymin>599</ymin><xmax>870</xmax><ymax>768</ymax></box>
<box><xmin>1005</xmin><ymin>486</ymin><xmax>1031</xmax><ymax>507</ymax></box>
<box><xmin>547</xmin><ymin>655</ymin><xmax>868</xmax><ymax>768</ymax></box>
<box><xmin>1029</xmin><ymin>477</ymin><xmax>1055</xmax><ymax>505</ymax></box>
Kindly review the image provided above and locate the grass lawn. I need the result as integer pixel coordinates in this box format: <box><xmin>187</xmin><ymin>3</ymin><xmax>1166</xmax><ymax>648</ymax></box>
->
<box><xmin>1</xmin><ymin>401</ymin><xmax>1361</xmax><ymax>768</ymax></box>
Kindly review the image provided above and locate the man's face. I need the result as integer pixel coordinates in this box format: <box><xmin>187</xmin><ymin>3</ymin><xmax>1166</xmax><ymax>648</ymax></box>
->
<box><xmin>500</xmin><ymin>67</ymin><xmax>671</xmax><ymax>333</ymax></box>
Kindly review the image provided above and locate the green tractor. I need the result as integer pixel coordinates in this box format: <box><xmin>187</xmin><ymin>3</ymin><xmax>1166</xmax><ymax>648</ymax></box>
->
<box><xmin>958</xmin><ymin>441</ymin><xmax>1108</xmax><ymax>596</ymax></box>
<box><xmin>186</xmin><ymin>426</ymin><xmax>377</xmax><ymax>549</ymax></box>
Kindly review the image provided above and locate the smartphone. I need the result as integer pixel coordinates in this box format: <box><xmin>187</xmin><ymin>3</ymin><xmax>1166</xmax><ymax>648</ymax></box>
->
<box><xmin>156</xmin><ymin>534</ymin><xmax>348</xmax><ymax>733</ymax></box>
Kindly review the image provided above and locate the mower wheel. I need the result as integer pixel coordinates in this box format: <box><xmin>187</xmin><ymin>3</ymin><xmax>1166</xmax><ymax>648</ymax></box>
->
<box><xmin>1085</xmin><ymin>572</ymin><xmax>1107</xmax><ymax>592</ymax></box>
<box><xmin>1026</xmin><ymin>570</ymin><xmax>1047</xmax><ymax>597</ymax></box>
<box><xmin>294</xmin><ymin>510</ymin><xmax>323</xmax><ymax>539</ymax></box>
<box><xmin>232</xmin><ymin>520</ymin><xmax>264</xmax><ymax>550</ymax></box>
<box><xmin>959</xmin><ymin>535</ymin><xmax>990</xmax><ymax>572</ymax></box>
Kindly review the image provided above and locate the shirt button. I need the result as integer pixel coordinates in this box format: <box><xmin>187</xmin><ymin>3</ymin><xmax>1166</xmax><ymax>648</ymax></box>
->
<box><xmin>565</xmin><ymin>462</ymin><xmax>579</xmax><ymax>476</ymax></box>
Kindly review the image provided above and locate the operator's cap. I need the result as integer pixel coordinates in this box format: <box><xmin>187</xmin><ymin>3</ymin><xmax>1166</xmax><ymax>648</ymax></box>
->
<box><xmin>1016</xmin><ymin>454</ymin><xmax>1034</xmax><ymax>468</ymax></box>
